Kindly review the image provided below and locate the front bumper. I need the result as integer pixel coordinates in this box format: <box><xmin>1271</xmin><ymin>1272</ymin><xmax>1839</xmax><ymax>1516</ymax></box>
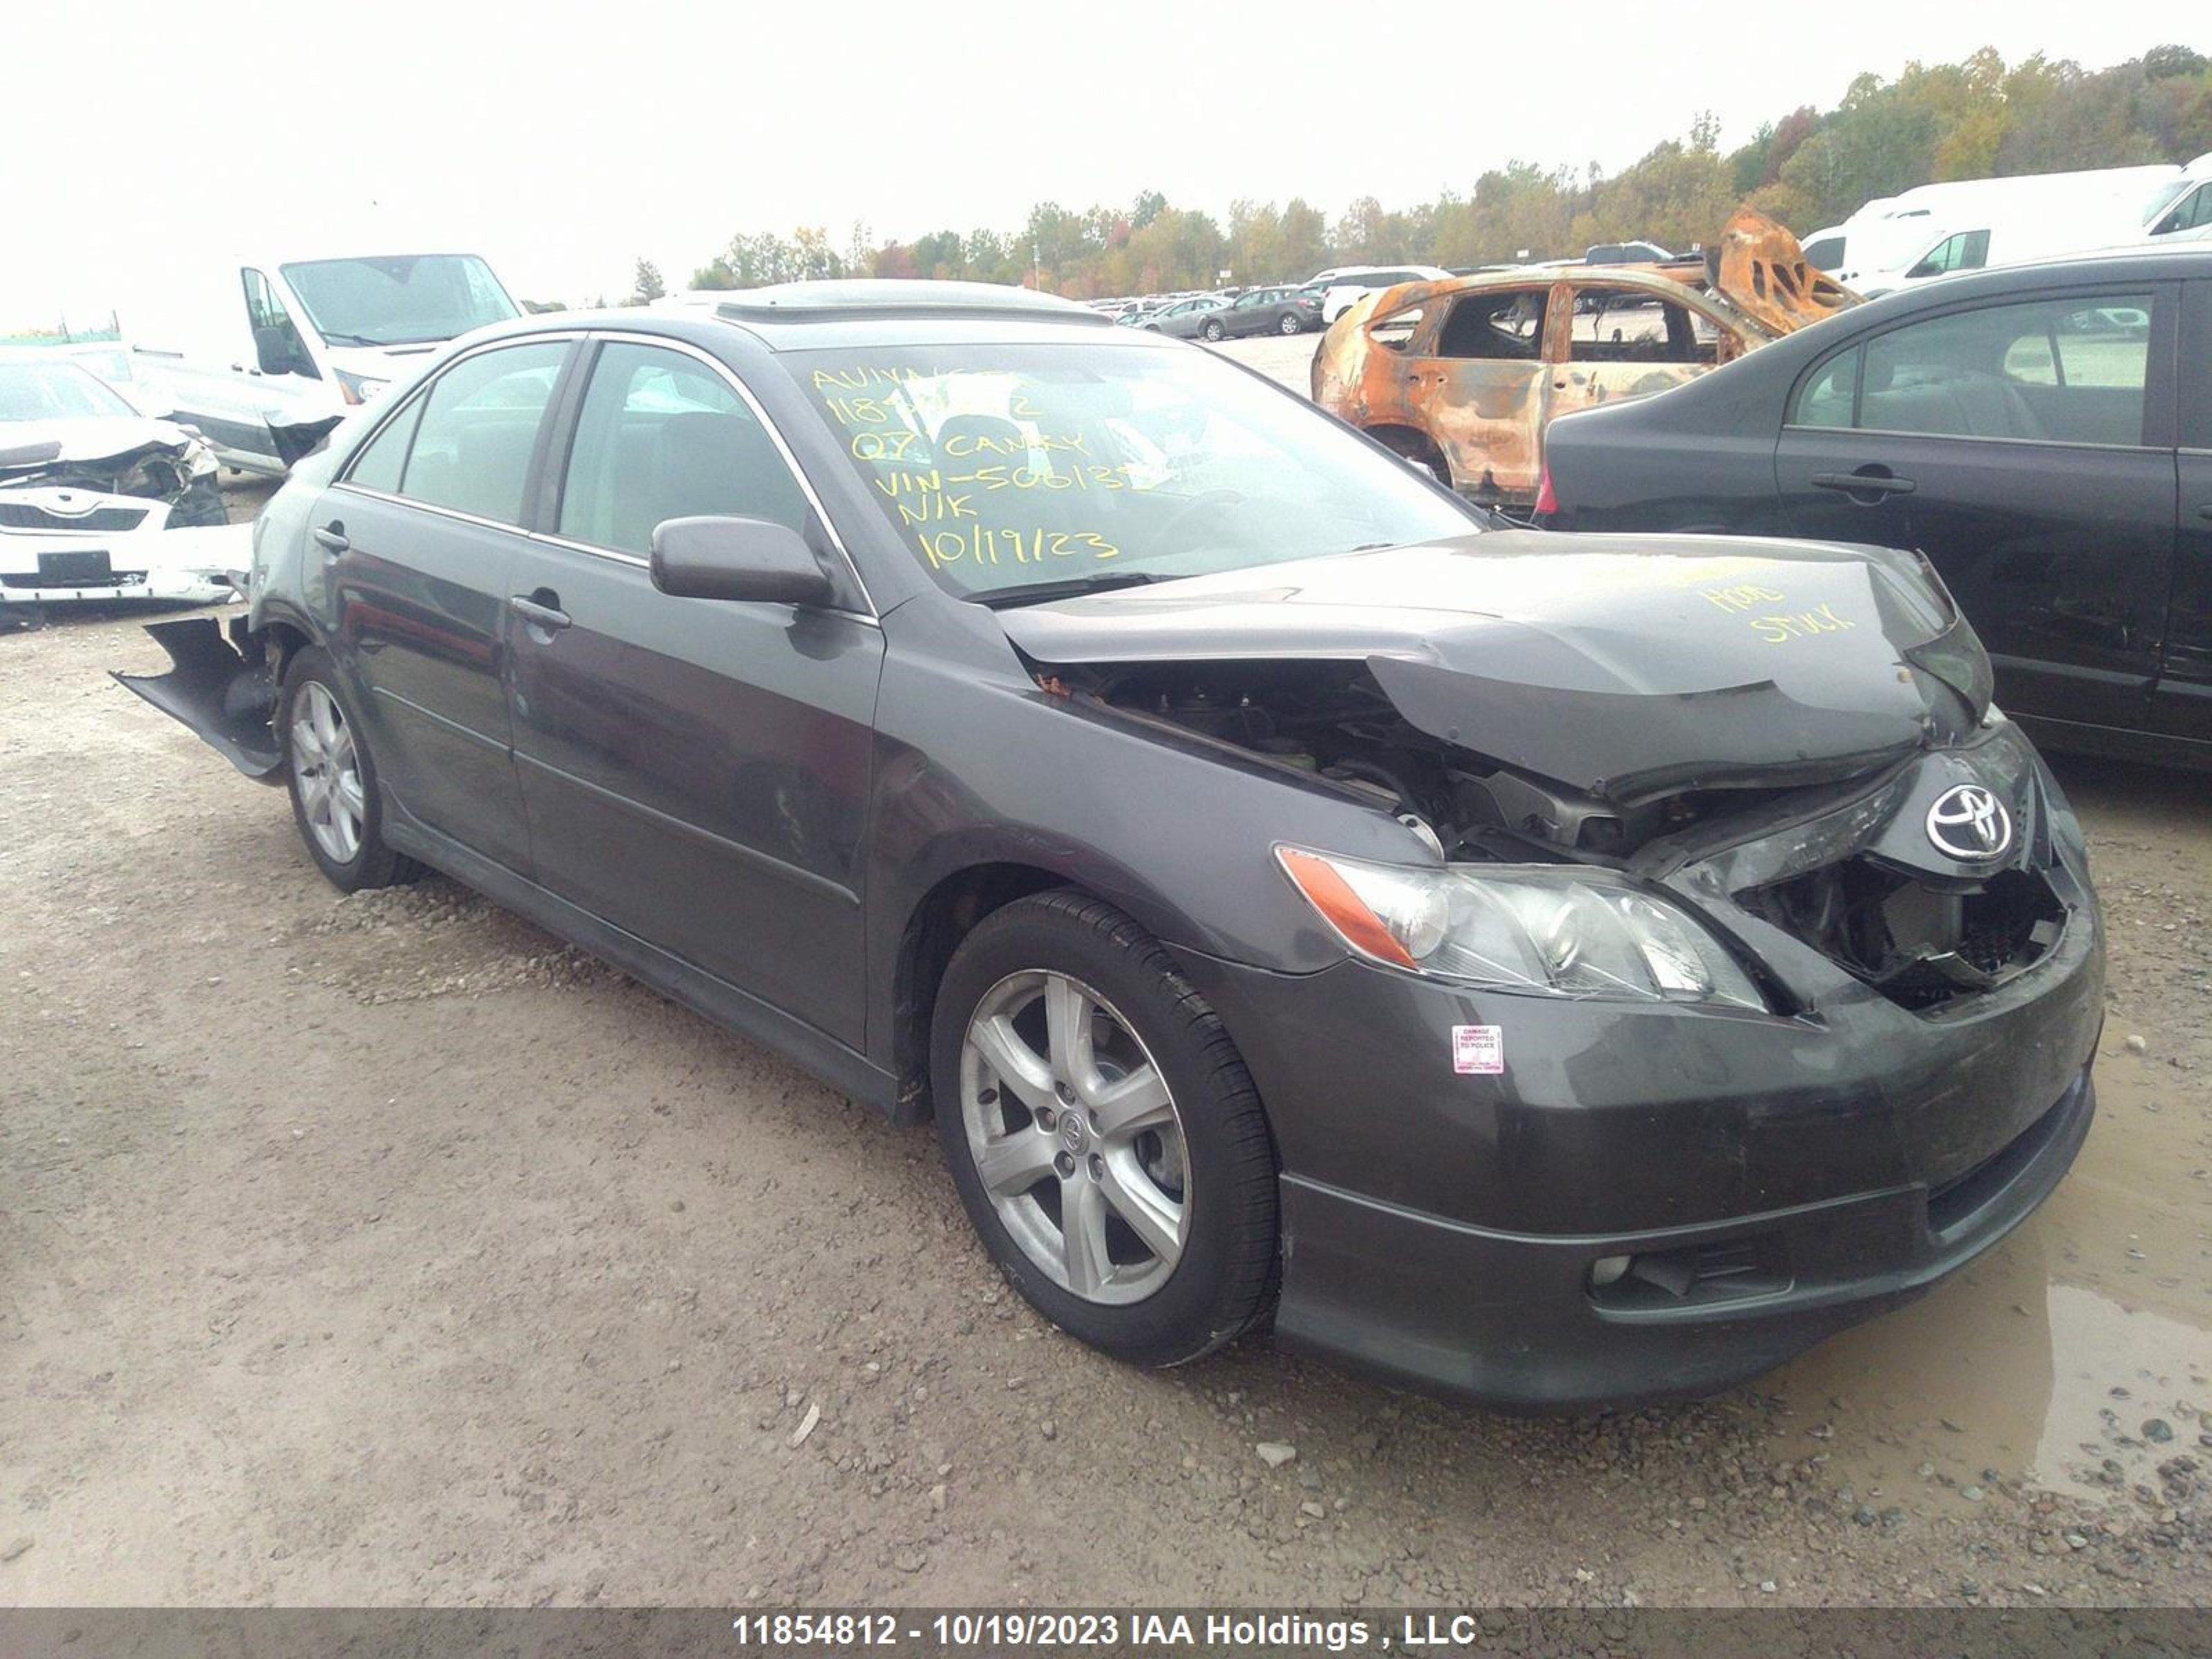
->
<box><xmin>1169</xmin><ymin>736</ymin><xmax>2106</xmax><ymax>1409</ymax></box>
<box><xmin>1275</xmin><ymin>1069</ymin><xmax>2091</xmax><ymax>1409</ymax></box>
<box><xmin>0</xmin><ymin>516</ymin><xmax>247</xmax><ymax>607</ymax></box>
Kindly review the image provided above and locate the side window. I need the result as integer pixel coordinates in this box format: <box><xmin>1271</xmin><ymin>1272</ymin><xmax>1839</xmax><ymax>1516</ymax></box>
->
<box><xmin>2155</xmin><ymin>183</ymin><xmax>2212</xmax><ymax>235</ymax></box>
<box><xmin>1908</xmin><ymin>229</ymin><xmax>1991</xmax><ymax>279</ymax></box>
<box><xmin>1567</xmin><ymin>289</ymin><xmax>1708</xmax><ymax>364</ymax></box>
<box><xmin>344</xmin><ymin>395</ymin><xmax>425</xmax><ymax>494</ymax></box>
<box><xmin>394</xmin><ymin>340</ymin><xmax>568</xmax><ymax>524</ymax></box>
<box><xmin>1791</xmin><ymin>348</ymin><xmax>1860</xmax><ymax>428</ymax></box>
<box><xmin>1434</xmin><ymin>290</ymin><xmax>1546</xmax><ymax>360</ymax></box>
<box><xmin>1857</xmin><ymin>294</ymin><xmax>2152</xmax><ymax>445</ymax></box>
<box><xmin>1367</xmin><ymin>305</ymin><xmax>1426</xmax><ymax>353</ymax></box>
<box><xmin>558</xmin><ymin>343</ymin><xmax>812</xmax><ymax>555</ymax></box>
<box><xmin>1801</xmin><ymin>236</ymin><xmax>1844</xmax><ymax>272</ymax></box>
<box><xmin>241</xmin><ymin>269</ymin><xmax>317</xmax><ymax>379</ymax></box>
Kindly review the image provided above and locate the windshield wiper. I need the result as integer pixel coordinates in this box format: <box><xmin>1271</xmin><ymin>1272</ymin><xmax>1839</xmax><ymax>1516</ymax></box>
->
<box><xmin>317</xmin><ymin>330</ymin><xmax>388</xmax><ymax>347</ymax></box>
<box><xmin>971</xmin><ymin>571</ymin><xmax>1165</xmax><ymax>609</ymax></box>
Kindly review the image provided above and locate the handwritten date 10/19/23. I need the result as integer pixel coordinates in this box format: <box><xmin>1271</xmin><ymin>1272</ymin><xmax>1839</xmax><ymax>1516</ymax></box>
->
<box><xmin>916</xmin><ymin>525</ymin><xmax>1121</xmax><ymax>570</ymax></box>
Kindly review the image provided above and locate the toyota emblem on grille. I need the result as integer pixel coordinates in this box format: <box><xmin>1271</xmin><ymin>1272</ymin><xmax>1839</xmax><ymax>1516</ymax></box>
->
<box><xmin>1926</xmin><ymin>785</ymin><xmax>2012</xmax><ymax>862</ymax></box>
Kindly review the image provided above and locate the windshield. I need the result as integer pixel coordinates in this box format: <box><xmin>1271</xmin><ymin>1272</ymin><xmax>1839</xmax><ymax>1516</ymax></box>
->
<box><xmin>277</xmin><ymin>254</ymin><xmax>518</xmax><ymax>347</ymax></box>
<box><xmin>0</xmin><ymin>359</ymin><xmax>135</xmax><ymax>423</ymax></box>
<box><xmin>788</xmin><ymin>341</ymin><xmax>1481</xmax><ymax>599</ymax></box>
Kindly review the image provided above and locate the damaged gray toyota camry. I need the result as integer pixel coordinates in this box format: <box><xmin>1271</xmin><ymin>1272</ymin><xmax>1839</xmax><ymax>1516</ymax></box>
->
<box><xmin>118</xmin><ymin>282</ymin><xmax>2103</xmax><ymax>1408</ymax></box>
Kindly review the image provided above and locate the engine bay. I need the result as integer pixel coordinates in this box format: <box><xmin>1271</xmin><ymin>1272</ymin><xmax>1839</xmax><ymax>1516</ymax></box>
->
<box><xmin>1055</xmin><ymin>657</ymin><xmax>1777</xmax><ymax>862</ymax></box>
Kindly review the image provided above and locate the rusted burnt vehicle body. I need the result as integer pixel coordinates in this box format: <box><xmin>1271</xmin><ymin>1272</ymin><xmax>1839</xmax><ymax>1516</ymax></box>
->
<box><xmin>1312</xmin><ymin>210</ymin><xmax>1856</xmax><ymax>507</ymax></box>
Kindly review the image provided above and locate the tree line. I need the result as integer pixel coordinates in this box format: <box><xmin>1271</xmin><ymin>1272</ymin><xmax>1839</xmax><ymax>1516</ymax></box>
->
<box><xmin>666</xmin><ymin>45</ymin><xmax>2211</xmax><ymax>302</ymax></box>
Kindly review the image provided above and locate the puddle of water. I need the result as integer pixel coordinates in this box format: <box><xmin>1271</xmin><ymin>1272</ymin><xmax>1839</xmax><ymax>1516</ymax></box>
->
<box><xmin>1764</xmin><ymin>1035</ymin><xmax>2211</xmax><ymax>1508</ymax></box>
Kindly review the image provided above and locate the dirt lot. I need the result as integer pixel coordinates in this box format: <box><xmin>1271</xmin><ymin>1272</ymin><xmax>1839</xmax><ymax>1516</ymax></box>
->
<box><xmin>3</xmin><ymin>447</ymin><xmax>2209</xmax><ymax>1611</ymax></box>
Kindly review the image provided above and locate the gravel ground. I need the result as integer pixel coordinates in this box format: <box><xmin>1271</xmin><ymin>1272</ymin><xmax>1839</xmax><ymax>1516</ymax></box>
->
<box><xmin>2</xmin><ymin>462</ymin><xmax>2207</xmax><ymax>1611</ymax></box>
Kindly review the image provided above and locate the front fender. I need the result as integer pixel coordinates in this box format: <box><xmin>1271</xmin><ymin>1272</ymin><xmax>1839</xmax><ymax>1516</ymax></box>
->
<box><xmin>860</xmin><ymin>624</ymin><xmax>1440</xmax><ymax>1072</ymax></box>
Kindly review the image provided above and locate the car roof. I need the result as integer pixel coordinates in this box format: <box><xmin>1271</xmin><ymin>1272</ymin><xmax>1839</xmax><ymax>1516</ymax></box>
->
<box><xmin>456</xmin><ymin>281</ymin><xmax>1156</xmax><ymax>356</ymax></box>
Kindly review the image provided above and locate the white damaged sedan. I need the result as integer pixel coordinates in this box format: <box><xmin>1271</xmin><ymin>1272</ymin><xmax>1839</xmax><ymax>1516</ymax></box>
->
<box><xmin>1</xmin><ymin>355</ymin><xmax>247</xmax><ymax>610</ymax></box>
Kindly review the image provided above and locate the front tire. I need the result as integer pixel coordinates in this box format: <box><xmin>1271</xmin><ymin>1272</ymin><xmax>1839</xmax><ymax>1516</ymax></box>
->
<box><xmin>280</xmin><ymin>648</ymin><xmax>421</xmax><ymax>892</ymax></box>
<box><xmin>932</xmin><ymin>892</ymin><xmax>1278</xmax><ymax>1367</ymax></box>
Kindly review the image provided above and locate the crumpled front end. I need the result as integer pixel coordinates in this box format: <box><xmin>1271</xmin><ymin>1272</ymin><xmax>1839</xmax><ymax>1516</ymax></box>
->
<box><xmin>0</xmin><ymin>428</ymin><xmax>241</xmax><ymax>607</ymax></box>
<box><xmin>1171</xmin><ymin>714</ymin><xmax>2102</xmax><ymax>1407</ymax></box>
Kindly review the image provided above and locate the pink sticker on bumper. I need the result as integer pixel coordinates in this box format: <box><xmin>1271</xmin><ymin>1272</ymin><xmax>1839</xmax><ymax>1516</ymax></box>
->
<box><xmin>1452</xmin><ymin>1024</ymin><xmax>1503</xmax><ymax>1075</ymax></box>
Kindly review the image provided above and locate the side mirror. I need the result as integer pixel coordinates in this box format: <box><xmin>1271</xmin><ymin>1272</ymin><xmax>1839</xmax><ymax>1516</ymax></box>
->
<box><xmin>650</xmin><ymin>515</ymin><xmax>835</xmax><ymax>607</ymax></box>
<box><xmin>253</xmin><ymin>326</ymin><xmax>305</xmax><ymax>376</ymax></box>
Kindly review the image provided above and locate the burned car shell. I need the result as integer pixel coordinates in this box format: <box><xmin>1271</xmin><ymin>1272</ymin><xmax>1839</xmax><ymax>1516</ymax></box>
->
<box><xmin>1313</xmin><ymin>209</ymin><xmax>1857</xmax><ymax>507</ymax></box>
<box><xmin>118</xmin><ymin>299</ymin><xmax>2099</xmax><ymax>1407</ymax></box>
<box><xmin>1</xmin><ymin>361</ymin><xmax>243</xmax><ymax>607</ymax></box>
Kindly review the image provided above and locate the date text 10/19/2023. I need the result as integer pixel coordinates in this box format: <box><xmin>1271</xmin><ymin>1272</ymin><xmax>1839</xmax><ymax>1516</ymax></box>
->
<box><xmin>729</xmin><ymin>1611</ymin><xmax>1521</xmax><ymax>1650</ymax></box>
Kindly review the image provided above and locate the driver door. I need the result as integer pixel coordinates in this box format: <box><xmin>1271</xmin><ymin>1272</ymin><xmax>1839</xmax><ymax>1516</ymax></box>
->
<box><xmin>504</xmin><ymin>338</ymin><xmax>885</xmax><ymax>1044</ymax></box>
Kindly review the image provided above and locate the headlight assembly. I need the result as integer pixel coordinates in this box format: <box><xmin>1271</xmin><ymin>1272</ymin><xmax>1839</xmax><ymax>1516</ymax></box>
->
<box><xmin>335</xmin><ymin>369</ymin><xmax>390</xmax><ymax>406</ymax></box>
<box><xmin>1277</xmin><ymin>846</ymin><xmax>1767</xmax><ymax>1010</ymax></box>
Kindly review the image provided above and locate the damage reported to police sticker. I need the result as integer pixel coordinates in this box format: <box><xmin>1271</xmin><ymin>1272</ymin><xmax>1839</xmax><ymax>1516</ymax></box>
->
<box><xmin>1452</xmin><ymin>1024</ymin><xmax>1503</xmax><ymax>1075</ymax></box>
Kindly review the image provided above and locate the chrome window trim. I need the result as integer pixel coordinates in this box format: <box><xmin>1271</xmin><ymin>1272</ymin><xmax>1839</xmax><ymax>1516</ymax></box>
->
<box><xmin>335</xmin><ymin>330</ymin><xmax>584</xmax><ymax>491</ymax></box>
<box><xmin>516</xmin><ymin>529</ymin><xmax>882</xmax><ymax>630</ymax></box>
<box><xmin>327</xmin><ymin>482</ymin><xmax>528</xmax><ymax>536</ymax></box>
<box><xmin>554</xmin><ymin>331</ymin><xmax>878</xmax><ymax>617</ymax></box>
<box><xmin>329</xmin><ymin>327</ymin><xmax>879</xmax><ymax>619</ymax></box>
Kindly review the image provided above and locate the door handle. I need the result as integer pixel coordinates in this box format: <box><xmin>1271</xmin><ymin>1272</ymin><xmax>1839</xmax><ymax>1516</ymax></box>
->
<box><xmin>2198</xmin><ymin>504</ymin><xmax>2212</xmax><ymax>522</ymax></box>
<box><xmin>312</xmin><ymin>523</ymin><xmax>350</xmax><ymax>553</ymax></box>
<box><xmin>1811</xmin><ymin>469</ymin><xmax>1915</xmax><ymax>499</ymax></box>
<box><xmin>511</xmin><ymin>592</ymin><xmax>571</xmax><ymax>632</ymax></box>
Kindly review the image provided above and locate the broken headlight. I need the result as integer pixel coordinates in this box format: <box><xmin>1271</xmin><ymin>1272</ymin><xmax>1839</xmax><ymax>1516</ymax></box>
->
<box><xmin>1277</xmin><ymin>847</ymin><xmax>1766</xmax><ymax>1010</ymax></box>
<box><xmin>115</xmin><ymin>452</ymin><xmax>190</xmax><ymax>499</ymax></box>
<box><xmin>335</xmin><ymin>369</ymin><xmax>390</xmax><ymax>406</ymax></box>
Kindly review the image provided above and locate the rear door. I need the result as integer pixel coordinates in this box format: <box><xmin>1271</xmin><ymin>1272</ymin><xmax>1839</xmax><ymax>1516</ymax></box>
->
<box><xmin>2156</xmin><ymin>275</ymin><xmax>2212</xmax><ymax>747</ymax></box>
<box><xmin>1772</xmin><ymin>285</ymin><xmax>2177</xmax><ymax>734</ymax></box>
<box><xmin>503</xmin><ymin>337</ymin><xmax>885</xmax><ymax>1044</ymax></box>
<box><xmin>317</xmin><ymin>336</ymin><xmax>572</xmax><ymax>871</ymax></box>
<box><xmin>1396</xmin><ymin>284</ymin><xmax>1550</xmax><ymax>503</ymax></box>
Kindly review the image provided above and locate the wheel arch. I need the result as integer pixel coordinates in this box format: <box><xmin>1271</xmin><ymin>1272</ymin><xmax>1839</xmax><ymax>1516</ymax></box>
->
<box><xmin>888</xmin><ymin>860</ymin><xmax>1082</xmax><ymax>1122</ymax></box>
<box><xmin>1363</xmin><ymin>422</ymin><xmax>1447</xmax><ymax>467</ymax></box>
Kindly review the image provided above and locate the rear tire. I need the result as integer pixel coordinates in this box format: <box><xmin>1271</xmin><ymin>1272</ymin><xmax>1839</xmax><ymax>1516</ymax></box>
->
<box><xmin>279</xmin><ymin>647</ymin><xmax>422</xmax><ymax>892</ymax></box>
<box><xmin>1278</xmin><ymin>312</ymin><xmax>1303</xmax><ymax>335</ymax></box>
<box><xmin>932</xmin><ymin>891</ymin><xmax>1278</xmax><ymax>1368</ymax></box>
<box><xmin>1201</xmin><ymin>319</ymin><xmax>1225</xmax><ymax>343</ymax></box>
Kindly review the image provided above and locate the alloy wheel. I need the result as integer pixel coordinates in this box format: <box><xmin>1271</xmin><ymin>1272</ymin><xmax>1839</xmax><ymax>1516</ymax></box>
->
<box><xmin>290</xmin><ymin>681</ymin><xmax>365</xmax><ymax>864</ymax></box>
<box><xmin>959</xmin><ymin>970</ymin><xmax>1189</xmax><ymax>1304</ymax></box>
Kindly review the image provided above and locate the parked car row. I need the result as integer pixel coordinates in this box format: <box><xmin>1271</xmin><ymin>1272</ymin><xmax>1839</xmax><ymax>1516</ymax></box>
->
<box><xmin>1141</xmin><ymin>286</ymin><xmax>1324</xmax><ymax>339</ymax></box>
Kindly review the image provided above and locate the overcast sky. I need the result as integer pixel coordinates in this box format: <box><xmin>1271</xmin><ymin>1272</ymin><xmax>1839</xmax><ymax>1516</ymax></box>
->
<box><xmin>6</xmin><ymin>1</ymin><xmax>2200</xmax><ymax>325</ymax></box>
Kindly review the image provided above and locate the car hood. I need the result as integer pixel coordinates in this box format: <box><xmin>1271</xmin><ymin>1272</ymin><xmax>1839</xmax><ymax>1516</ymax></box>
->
<box><xmin>995</xmin><ymin>532</ymin><xmax>1991</xmax><ymax>803</ymax></box>
<box><xmin>0</xmin><ymin>415</ymin><xmax>197</xmax><ymax>474</ymax></box>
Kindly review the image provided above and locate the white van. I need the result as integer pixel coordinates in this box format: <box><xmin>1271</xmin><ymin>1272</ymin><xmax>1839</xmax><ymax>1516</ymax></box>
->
<box><xmin>1840</xmin><ymin>166</ymin><xmax>2183</xmax><ymax>294</ymax></box>
<box><xmin>2142</xmin><ymin>151</ymin><xmax>2212</xmax><ymax>240</ymax></box>
<box><xmin>120</xmin><ymin>252</ymin><xmax>521</xmax><ymax>474</ymax></box>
